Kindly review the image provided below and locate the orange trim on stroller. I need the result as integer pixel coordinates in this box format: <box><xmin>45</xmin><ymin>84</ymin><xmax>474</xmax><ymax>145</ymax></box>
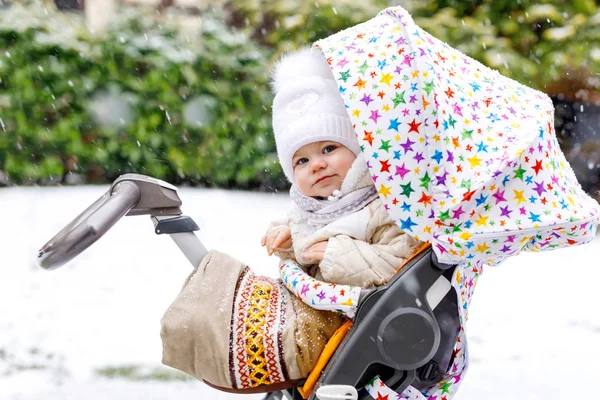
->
<box><xmin>298</xmin><ymin>242</ymin><xmax>432</xmax><ymax>399</ymax></box>
<box><xmin>396</xmin><ymin>242</ymin><xmax>432</xmax><ymax>273</ymax></box>
<box><xmin>297</xmin><ymin>319</ymin><xmax>353</xmax><ymax>399</ymax></box>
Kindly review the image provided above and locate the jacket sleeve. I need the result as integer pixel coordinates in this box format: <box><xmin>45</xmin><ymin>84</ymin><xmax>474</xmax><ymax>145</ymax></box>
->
<box><xmin>318</xmin><ymin>203</ymin><xmax>422</xmax><ymax>288</ymax></box>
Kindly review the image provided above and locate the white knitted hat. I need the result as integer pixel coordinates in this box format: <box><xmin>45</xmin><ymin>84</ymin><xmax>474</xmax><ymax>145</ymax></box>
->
<box><xmin>271</xmin><ymin>47</ymin><xmax>361</xmax><ymax>183</ymax></box>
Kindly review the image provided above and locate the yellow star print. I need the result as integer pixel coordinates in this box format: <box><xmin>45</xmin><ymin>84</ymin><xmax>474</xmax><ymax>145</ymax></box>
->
<box><xmin>467</xmin><ymin>155</ymin><xmax>483</xmax><ymax>168</ymax></box>
<box><xmin>380</xmin><ymin>73</ymin><xmax>393</xmax><ymax>86</ymax></box>
<box><xmin>459</xmin><ymin>231</ymin><xmax>472</xmax><ymax>240</ymax></box>
<box><xmin>378</xmin><ymin>184</ymin><xmax>392</xmax><ymax>199</ymax></box>
<box><xmin>513</xmin><ymin>189</ymin><xmax>526</xmax><ymax>205</ymax></box>
<box><xmin>475</xmin><ymin>214</ymin><xmax>489</xmax><ymax>227</ymax></box>
<box><xmin>475</xmin><ymin>242</ymin><xmax>490</xmax><ymax>253</ymax></box>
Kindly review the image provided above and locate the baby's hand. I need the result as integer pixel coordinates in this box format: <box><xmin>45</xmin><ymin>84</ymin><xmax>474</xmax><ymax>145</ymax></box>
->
<box><xmin>302</xmin><ymin>241</ymin><xmax>328</xmax><ymax>262</ymax></box>
<box><xmin>261</xmin><ymin>226</ymin><xmax>292</xmax><ymax>256</ymax></box>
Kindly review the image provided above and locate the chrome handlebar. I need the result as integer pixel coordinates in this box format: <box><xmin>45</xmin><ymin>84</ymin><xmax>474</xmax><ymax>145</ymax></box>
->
<box><xmin>37</xmin><ymin>174</ymin><xmax>188</xmax><ymax>270</ymax></box>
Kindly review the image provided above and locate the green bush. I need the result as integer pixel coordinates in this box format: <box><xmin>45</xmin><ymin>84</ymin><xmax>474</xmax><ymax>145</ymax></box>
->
<box><xmin>0</xmin><ymin>1</ymin><xmax>384</xmax><ymax>188</ymax></box>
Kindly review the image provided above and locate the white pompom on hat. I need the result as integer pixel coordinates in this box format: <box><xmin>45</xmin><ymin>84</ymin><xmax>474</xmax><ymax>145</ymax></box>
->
<box><xmin>271</xmin><ymin>47</ymin><xmax>360</xmax><ymax>184</ymax></box>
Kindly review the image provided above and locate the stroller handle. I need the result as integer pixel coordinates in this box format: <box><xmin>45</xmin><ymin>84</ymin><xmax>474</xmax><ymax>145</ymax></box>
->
<box><xmin>37</xmin><ymin>173</ymin><xmax>204</xmax><ymax>271</ymax></box>
<box><xmin>37</xmin><ymin>181</ymin><xmax>141</xmax><ymax>270</ymax></box>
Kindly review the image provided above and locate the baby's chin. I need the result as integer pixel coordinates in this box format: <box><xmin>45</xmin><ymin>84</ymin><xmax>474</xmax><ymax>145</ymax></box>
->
<box><xmin>311</xmin><ymin>183</ymin><xmax>342</xmax><ymax>198</ymax></box>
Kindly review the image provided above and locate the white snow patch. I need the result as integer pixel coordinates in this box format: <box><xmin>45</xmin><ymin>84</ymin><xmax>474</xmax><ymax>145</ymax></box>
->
<box><xmin>1</xmin><ymin>186</ymin><xmax>598</xmax><ymax>399</ymax></box>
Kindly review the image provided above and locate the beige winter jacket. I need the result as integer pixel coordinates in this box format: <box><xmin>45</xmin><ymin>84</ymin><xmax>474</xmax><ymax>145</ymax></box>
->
<box><xmin>268</xmin><ymin>182</ymin><xmax>422</xmax><ymax>288</ymax></box>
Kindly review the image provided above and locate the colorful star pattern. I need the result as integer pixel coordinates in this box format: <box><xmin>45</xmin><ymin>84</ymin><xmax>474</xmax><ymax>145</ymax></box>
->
<box><xmin>314</xmin><ymin>5</ymin><xmax>600</xmax><ymax>400</ymax></box>
<box><xmin>279</xmin><ymin>260</ymin><xmax>361</xmax><ymax>318</ymax></box>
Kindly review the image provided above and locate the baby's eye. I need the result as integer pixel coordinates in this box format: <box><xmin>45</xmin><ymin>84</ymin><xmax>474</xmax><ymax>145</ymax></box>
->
<box><xmin>295</xmin><ymin>157</ymin><xmax>309</xmax><ymax>166</ymax></box>
<box><xmin>323</xmin><ymin>145</ymin><xmax>337</xmax><ymax>154</ymax></box>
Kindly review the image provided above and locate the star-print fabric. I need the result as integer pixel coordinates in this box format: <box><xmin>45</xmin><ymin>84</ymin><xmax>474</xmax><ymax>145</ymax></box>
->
<box><xmin>279</xmin><ymin>260</ymin><xmax>361</xmax><ymax>318</ymax></box>
<box><xmin>316</xmin><ymin>6</ymin><xmax>599</xmax><ymax>267</ymax></box>
<box><xmin>311</xmin><ymin>5</ymin><xmax>600</xmax><ymax>400</ymax></box>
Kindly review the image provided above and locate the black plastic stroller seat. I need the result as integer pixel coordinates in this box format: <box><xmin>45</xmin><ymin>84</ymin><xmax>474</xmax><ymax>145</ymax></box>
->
<box><xmin>280</xmin><ymin>246</ymin><xmax>460</xmax><ymax>400</ymax></box>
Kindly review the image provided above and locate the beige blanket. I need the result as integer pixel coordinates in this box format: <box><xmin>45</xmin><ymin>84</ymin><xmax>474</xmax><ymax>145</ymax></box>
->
<box><xmin>160</xmin><ymin>250</ymin><xmax>345</xmax><ymax>393</ymax></box>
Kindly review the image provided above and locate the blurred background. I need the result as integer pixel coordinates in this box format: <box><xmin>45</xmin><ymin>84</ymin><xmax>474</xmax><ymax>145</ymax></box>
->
<box><xmin>0</xmin><ymin>0</ymin><xmax>599</xmax><ymax>199</ymax></box>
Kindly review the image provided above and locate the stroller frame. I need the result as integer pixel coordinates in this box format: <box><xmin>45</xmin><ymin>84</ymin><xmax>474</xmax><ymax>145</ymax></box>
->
<box><xmin>38</xmin><ymin>174</ymin><xmax>461</xmax><ymax>400</ymax></box>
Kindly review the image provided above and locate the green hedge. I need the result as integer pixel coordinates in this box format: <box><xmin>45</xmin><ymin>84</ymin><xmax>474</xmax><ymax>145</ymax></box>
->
<box><xmin>0</xmin><ymin>1</ymin><xmax>385</xmax><ymax>188</ymax></box>
<box><xmin>2</xmin><ymin>0</ymin><xmax>598</xmax><ymax>191</ymax></box>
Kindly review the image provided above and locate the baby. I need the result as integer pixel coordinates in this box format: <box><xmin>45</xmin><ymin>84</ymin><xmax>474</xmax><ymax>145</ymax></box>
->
<box><xmin>262</xmin><ymin>48</ymin><xmax>421</xmax><ymax>290</ymax></box>
<box><xmin>161</xmin><ymin>48</ymin><xmax>424</xmax><ymax>394</ymax></box>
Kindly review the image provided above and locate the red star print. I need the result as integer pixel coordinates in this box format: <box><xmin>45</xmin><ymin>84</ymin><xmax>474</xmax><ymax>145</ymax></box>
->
<box><xmin>418</xmin><ymin>192</ymin><xmax>433</xmax><ymax>206</ymax></box>
<box><xmin>392</xmin><ymin>198</ymin><xmax>399</xmax><ymax>205</ymax></box>
<box><xmin>444</xmin><ymin>87</ymin><xmax>455</xmax><ymax>98</ymax></box>
<box><xmin>462</xmin><ymin>190</ymin><xmax>476</xmax><ymax>202</ymax></box>
<box><xmin>377</xmin><ymin>91</ymin><xmax>385</xmax><ymax>99</ymax></box>
<box><xmin>408</xmin><ymin>118</ymin><xmax>422</xmax><ymax>133</ymax></box>
<box><xmin>370</xmin><ymin>71</ymin><xmax>377</xmax><ymax>78</ymax></box>
<box><xmin>484</xmin><ymin>97</ymin><xmax>492</xmax><ymax>107</ymax></box>
<box><xmin>465</xmin><ymin>144</ymin><xmax>473</xmax><ymax>152</ymax></box>
<box><xmin>375</xmin><ymin>393</ymin><xmax>388</xmax><ymax>400</ymax></box>
<box><xmin>380</xmin><ymin>159</ymin><xmax>391</xmax><ymax>173</ymax></box>
<box><xmin>394</xmin><ymin>82</ymin><xmax>402</xmax><ymax>89</ymax></box>
<box><xmin>532</xmin><ymin>159</ymin><xmax>543</xmax><ymax>175</ymax></box>
<box><xmin>363</xmin><ymin>131</ymin><xmax>374</xmax><ymax>146</ymax></box>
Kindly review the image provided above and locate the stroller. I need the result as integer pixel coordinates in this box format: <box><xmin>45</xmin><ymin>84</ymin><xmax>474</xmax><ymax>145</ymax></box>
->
<box><xmin>37</xmin><ymin>6</ymin><xmax>600</xmax><ymax>400</ymax></box>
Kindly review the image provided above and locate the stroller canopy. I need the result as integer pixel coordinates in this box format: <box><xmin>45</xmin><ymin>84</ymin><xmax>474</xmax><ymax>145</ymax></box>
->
<box><xmin>315</xmin><ymin>7</ymin><xmax>600</xmax><ymax>267</ymax></box>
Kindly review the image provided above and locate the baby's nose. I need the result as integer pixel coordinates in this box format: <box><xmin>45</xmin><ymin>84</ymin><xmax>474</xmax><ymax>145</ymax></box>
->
<box><xmin>311</xmin><ymin>157</ymin><xmax>327</xmax><ymax>171</ymax></box>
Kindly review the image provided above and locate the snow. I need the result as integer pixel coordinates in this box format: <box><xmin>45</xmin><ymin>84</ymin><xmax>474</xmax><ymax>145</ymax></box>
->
<box><xmin>1</xmin><ymin>185</ymin><xmax>599</xmax><ymax>399</ymax></box>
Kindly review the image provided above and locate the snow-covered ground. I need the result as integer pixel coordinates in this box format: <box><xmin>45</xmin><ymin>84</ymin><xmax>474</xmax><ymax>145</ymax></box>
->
<box><xmin>1</xmin><ymin>185</ymin><xmax>599</xmax><ymax>400</ymax></box>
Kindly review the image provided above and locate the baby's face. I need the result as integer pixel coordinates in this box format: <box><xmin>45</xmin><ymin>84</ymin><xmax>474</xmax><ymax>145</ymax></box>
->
<box><xmin>292</xmin><ymin>141</ymin><xmax>356</xmax><ymax>198</ymax></box>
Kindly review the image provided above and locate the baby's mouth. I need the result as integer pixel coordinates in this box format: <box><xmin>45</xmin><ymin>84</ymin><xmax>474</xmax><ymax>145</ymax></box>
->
<box><xmin>314</xmin><ymin>175</ymin><xmax>334</xmax><ymax>185</ymax></box>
